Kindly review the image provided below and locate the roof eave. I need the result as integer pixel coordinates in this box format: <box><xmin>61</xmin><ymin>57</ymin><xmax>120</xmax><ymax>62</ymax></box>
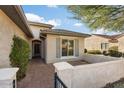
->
<box><xmin>40</xmin><ymin>30</ymin><xmax>90</xmax><ymax>37</ymax></box>
<box><xmin>1</xmin><ymin>5</ymin><xmax>33</xmax><ymax>38</ymax></box>
<box><xmin>29</xmin><ymin>21</ymin><xmax>54</xmax><ymax>28</ymax></box>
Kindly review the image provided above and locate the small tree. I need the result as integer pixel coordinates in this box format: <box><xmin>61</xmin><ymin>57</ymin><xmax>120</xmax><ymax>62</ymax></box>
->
<box><xmin>68</xmin><ymin>5</ymin><xmax>124</xmax><ymax>32</ymax></box>
<box><xmin>9</xmin><ymin>35</ymin><xmax>30</xmax><ymax>80</ymax></box>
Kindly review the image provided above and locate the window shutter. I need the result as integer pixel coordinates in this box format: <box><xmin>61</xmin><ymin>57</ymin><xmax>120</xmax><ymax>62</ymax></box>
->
<box><xmin>75</xmin><ymin>39</ymin><xmax>79</xmax><ymax>57</ymax></box>
<box><xmin>56</xmin><ymin>38</ymin><xmax>61</xmax><ymax>58</ymax></box>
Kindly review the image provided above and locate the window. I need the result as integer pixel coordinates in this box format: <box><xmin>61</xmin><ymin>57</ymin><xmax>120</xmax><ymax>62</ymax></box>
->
<box><xmin>62</xmin><ymin>39</ymin><xmax>74</xmax><ymax>56</ymax></box>
<box><xmin>101</xmin><ymin>43</ymin><xmax>109</xmax><ymax>50</ymax></box>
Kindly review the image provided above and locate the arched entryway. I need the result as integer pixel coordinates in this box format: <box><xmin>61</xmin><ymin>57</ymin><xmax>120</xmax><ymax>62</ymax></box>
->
<box><xmin>32</xmin><ymin>40</ymin><xmax>42</xmax><ymax>58</ymax></box>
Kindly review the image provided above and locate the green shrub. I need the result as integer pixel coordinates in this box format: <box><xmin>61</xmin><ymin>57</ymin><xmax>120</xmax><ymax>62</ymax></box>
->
<box><xmin>9</xmin><ymin>35</ymin><xmax>30</xmax><ymax>80</ymax></box>
<box><xmin>108</xmin><ymin>46</ymin><xmax>122</xmax><ymax>57</ymax></box>
<box><xmin>84</xmin><ymin>48</ymin><xmax>87</xmax><ymax>53</ymax></box>
<box><xmin>87</xmin><ymin>50</ymin><xmax>102</xmax><ymax>54</ymax></box>
<box><xmin>103</xmin><ymin>51</ymin><xmax>109</xmax><ymax>56</ymax></box>
<box><xmin>108</xmin><ymin>50</ymin><xmax>122</xmax><ymax>57</ymax></box>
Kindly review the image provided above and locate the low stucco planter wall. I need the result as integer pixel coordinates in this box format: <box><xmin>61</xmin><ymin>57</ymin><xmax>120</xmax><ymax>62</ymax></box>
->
<box><xmin>0</xmin><ymin>68</ymin><xmax>19</xmax><ymax>88</ymax></box>
<box><xmin>54</xmin><ymin>56</ymin><xmax>124</xmax><ymax>88</ymax></box>
<box><xmin>82</xmin><ymin>54</ymin><xmax>121</xmax><ymax>63</ymax></box>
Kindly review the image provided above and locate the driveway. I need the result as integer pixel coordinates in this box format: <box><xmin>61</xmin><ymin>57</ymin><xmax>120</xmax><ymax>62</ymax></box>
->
<box><xmin>17</xmin><ymin>59</ymin><xmax>55</xmax><ymax>88</ymax></box>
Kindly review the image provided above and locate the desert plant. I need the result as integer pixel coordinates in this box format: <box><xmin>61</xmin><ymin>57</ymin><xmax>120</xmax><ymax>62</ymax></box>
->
<box><xmin>87</xmin><ymin>50</ymin><xmax>101</xmax><ymax>54</ymax></box>
<box><xmin>9</xmin><ymin>35</ymin><xmax>30</xmax><ymax>80</ymax></box>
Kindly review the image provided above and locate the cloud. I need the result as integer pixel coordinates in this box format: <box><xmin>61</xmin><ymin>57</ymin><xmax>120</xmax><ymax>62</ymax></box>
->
<box><xmin>25</xmin><ymin>13</ymin><xmax>45</xmax><ymax>23</ymax></box>
<box><xmin>74</xmin><ymin>23</ymin><xmax>82</xmax><ymax>27</ymax></box>
<box><xmin>92</xmin><ymin>29</ymin><xmax>106</xmax><ymax>34</ymax></box>
<box><xmin>46</xmin><ymin>5</ymin><xmax>58</xmax><ymax>8</ymax></box>
<box><xmin>25</xmin><ymin>13</ymin><xmax>61</xmax><ymax>27</ymax></box>
<box><xmin>92</xmin><ymin>29</ymin><xmax>121</xmax><ymax>35</ymax></box>
<box><xmin>46</xmin><ymin>19</ymin><xmax>61</xmax><ymax>27</ymax></box>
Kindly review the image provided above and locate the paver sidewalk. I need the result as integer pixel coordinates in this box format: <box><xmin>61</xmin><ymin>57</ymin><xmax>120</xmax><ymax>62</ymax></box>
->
<box><xmin>17</xmin><ymin>59</ymin><xmax>55</xmax><ymax>88</ymax></box>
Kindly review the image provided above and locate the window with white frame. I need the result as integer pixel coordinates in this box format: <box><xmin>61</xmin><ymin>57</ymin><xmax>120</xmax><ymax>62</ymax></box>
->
<box><xmin>101</xmin><ymin>43</ymin><xmax>109</xmax><ymax>50</ymax></box>
<box><xmin>62</xmin><ymin>39</ymin><xmax>74</xmax><ymax>56</ymax></box>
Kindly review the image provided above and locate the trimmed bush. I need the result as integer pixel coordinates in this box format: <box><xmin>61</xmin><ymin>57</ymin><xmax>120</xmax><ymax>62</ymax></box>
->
<box><xmin>103</xmin><ymin>51</ymin><xmax>109</xmax><ymax>56</ymax></box>
<box><xmin>108</xmin><ymin>50</ymin><xmax>122</xmax><ymax>57</ymax></box>
<box><xmin>87</xmin><ymin>50</ymin><xmax>101</xmax><ymax>54</ymax></box>
<box><xmin>108</xmin><ymin>46</ymin><xmax>122</xmax><ymax>57</ymax></box>
<box><xmin>84</xmin><ymin>48</ymin><xmax>87</xmax><ymax>53</ymax></box>
<box><xmin>9</xmin><ymin>35</ymin><xmax>30</xmax><ymax>80</ymax></box>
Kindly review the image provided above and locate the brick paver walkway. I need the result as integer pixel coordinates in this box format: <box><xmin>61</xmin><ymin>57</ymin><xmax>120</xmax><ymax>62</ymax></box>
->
<box><xmin>17</xmin><ymin>59</ymin><xmax>55</xmax><ymax>88</ymax></box>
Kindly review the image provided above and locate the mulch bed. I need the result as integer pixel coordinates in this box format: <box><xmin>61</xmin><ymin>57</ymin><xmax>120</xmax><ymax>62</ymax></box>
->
<box><xmin>104</xmin><ymin>78</ymin><xmax>124</xmax><ymax>88</ymax></box>
<box><xmin>67</xmin><ymin>60</ymin><xmax>90</xmax><ymax>66</ymax></box>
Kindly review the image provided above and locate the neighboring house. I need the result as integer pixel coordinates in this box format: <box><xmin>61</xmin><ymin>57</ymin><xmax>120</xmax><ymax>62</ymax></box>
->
<box><xmin>113</xmin><ymin>34</ymin><xmax>124</xmax><ymax>52</ymax></box>
<box><xmin>0</xmin><ymin>5</ymin><xmax>90</xmax><ymax>68</ymax></box>
<box><xmin>85</xmin><ymin>34</ymin><xmax>124</xmax><ymax>52</ymax></box>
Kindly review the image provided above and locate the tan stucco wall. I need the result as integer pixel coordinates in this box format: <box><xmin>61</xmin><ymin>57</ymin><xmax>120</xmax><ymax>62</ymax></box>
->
<box><xmin>85</xmin><ymin>35</ymin><xmax>118</xmax><ymax>51</ymax></box>
<box><xmin>85</xmin><ymin>35</ymin><xmax>108</xmax><ymax>50</ymax></box>
<box><xmin>29</xmin><ymin>25</ymin><xmax>50</xmax><ymax>40</ymax></box>
<box><xmin>54</xmin><ymin>56</ymin><xmax>123</xmax><ymax>88</ymax></box>
<box><xmin>109</xmin><ymin>42</ymin><xmax>118</xmax><ymax>48</ymax></box>
<box><xmin>46</xmin><ymin>34</ymin><xmax>85</xmax><ymax>63</ymax></box>
<box><xmin>118</xmin><ymin>36</ymin><xmax>124</xmax><ymax>52</ymax></box>
<box><xmin>0</xmin><ymin>10</ymin><xmax>30</xmax><ymax>68</ymax></box>
<box><xmin>29</xmin><ymin>25</ymin><xmax>50</xmax><ymax>58</ymax></box>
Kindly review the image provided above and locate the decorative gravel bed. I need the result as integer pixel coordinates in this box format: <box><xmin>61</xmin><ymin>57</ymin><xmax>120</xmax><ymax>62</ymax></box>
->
<box><xmin>104</xmin><ymin>78</ymin><xmax>124</xmax><ymax>88</ymax></box>
<box><xmin>67</xmin><ymin>60</ymin><xmax>90</xmax><ymax>66</ymax></box>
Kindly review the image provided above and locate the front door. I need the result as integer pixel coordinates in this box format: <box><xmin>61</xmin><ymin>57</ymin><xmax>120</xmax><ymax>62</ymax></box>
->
<box><xmin>32</xmin><ymin>41</ymin><xmax>41</xmax><ymax>58</ymax></box>
<box><xmin>34</xmin><ymin>43</ymin><xmax>41</xmax><ymax>57</ymax></box>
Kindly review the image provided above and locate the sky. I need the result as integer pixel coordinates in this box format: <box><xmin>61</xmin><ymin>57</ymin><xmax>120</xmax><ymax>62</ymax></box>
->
<box><xmin>22</xmin><ymin>5</ymin><xmax>120</xmax><ymax>35</ymax></box>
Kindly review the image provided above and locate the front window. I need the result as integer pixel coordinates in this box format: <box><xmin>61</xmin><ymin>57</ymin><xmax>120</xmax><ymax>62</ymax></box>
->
<box><xmin>62</xmin><ymin>39</ymin><xmax>74</xmax><ymax>56</ymax></box>
<box><xmin>101</xmin><ymin>43</ymin><xmax>109</xmax><ymax>50</ymax></box>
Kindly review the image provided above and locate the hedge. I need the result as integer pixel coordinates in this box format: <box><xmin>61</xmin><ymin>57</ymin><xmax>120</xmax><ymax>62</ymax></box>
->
<box><xmin>87</xmin><ymin>50</ymin><xmax>102</xmax><ymax>54</ymax></box>
<box><xmin>9</xmin><ymin>35</ymin><xmax>30</xmax><ymax>80</ymax></box>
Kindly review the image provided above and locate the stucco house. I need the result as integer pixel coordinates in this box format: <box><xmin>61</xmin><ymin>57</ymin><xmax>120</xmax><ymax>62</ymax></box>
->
<box><xmin>29</xmin><ymin>21</ymin><xmax>90</xmax><ymax>63</ymax></box>
<box><xmin>85</xmin><ymin>34</ymin><xmax>124</xmax><ymax>52</ymax></box>
<box><xmin>0</xmin><ymin>6</ymin><xmax>33</xmax><ymax>68</ymax></box>
<box><xmin>0</xmin><ymin>5</ymin><xmax>90</xmax><ymax>68</ymax></box>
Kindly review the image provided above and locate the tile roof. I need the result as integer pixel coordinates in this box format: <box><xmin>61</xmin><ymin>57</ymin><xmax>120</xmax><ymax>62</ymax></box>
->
<box><xmin>93</xmin><ymin>33</ymin><xmax>124</xmax><ymax>43</ymax></box>
<box><xmin>93</xmin><ymin>34</ymin><xmax>111</xmax><ymax>39</ymax></box>
<box><xmin>93</xmin><ymin>33</ymin><xmax>123</xmax><ymax>39</ymax></box>
<box><xmin>40</xmin><ymin>29</ymin><xmax>91</xmax><ymax>37</ymax></box>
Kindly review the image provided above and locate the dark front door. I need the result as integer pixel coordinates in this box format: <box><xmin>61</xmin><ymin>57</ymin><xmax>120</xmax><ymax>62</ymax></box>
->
<box><xmin>32</xmin><ymin>40</ymin><xmax>41</xmax><ymax>58</ymax></box>
<box><xmin>34</xmin><ymin>43</ymin><xmax>41</xmax><ymax>57</ymax></box>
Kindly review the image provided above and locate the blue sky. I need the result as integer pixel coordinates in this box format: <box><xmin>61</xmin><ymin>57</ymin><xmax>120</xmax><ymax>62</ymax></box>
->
<box><xmin>22</xmin><ymin>5</ymin><xmax>120</xmax><ymax>35</ymax></box>
<box><xmin>22</xmin><ymin>5</ymin><xmax>92</xmax><ymax>34</ymax></box>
